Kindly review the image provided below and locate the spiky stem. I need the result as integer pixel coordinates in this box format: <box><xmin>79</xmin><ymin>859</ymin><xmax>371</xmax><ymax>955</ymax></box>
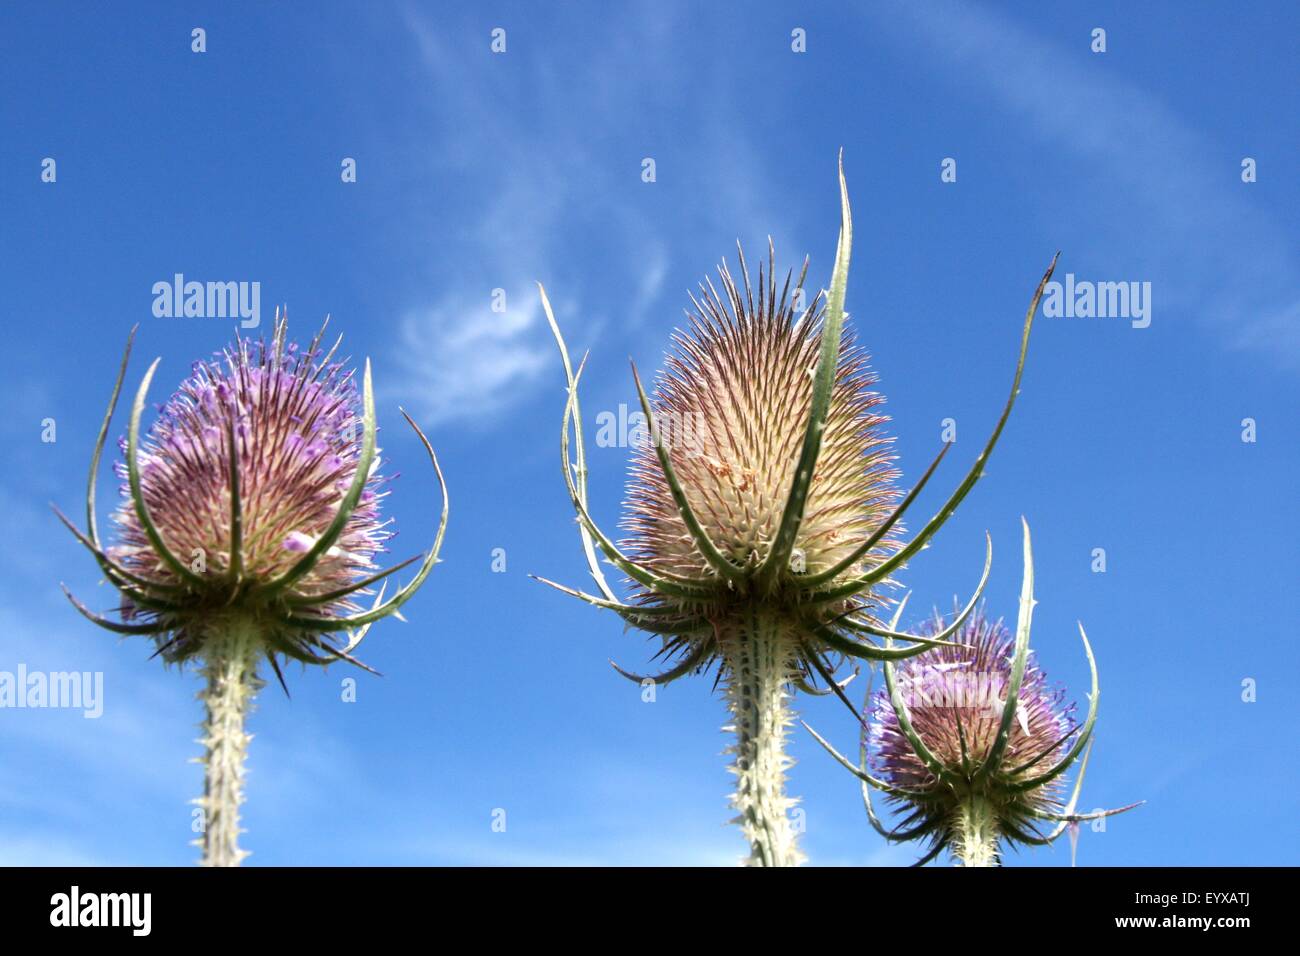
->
<box><xmin>721</xmin><ymin>613</ymin><xmax>801</xmax><ymax>866</ymax></box>
<box><xmin>952</xmin><ymin>794</ymin><xmax>1000</xmax><ymax>867</ymax></box>
<box><xmin>197</xmin><ymin>620</ymin><xmax>263</xmax><ymax>867</ymax></box>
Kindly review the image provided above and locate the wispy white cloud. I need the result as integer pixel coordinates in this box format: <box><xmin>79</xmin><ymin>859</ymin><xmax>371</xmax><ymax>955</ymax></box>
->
<box><xmin>390</xmin><ymin>285</ymin><xmax>552</xmax><ymax>428</ymax></box>
<box><xmin>384</xmin><ymin>3</ymin><xmax>783</xmax><ymax>428</ymax></box>
<box><xmin>870</xmin><ymin>0</ymin><xmax>1300</xmax><ymax>365</ymax></box>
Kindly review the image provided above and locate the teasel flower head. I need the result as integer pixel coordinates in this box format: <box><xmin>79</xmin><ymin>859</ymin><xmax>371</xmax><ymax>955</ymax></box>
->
<box><xmin>57</xmin><ymin>313</ymin><xmax>448</xmax><ymax>865</ymax></box>
<box><xmin>536</xmin><ymin>156</ymin><xmax>1060</xmax><ymax>865</ymax></box>
<box><xmin>806</xmin><ymin>520</ymin><xmax>1141</xmax><ymax>866</ymax></box>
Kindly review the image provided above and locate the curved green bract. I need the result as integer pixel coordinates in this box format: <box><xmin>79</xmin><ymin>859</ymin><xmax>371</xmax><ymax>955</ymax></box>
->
<box><xmin>226</xmin><ymin>416</ymin><xmax>244</xmax><ymax>582</ymax></box>
<box><xmin>882</xmin><ymin>632</ymin><xmax>954</xmax><ymax>785</ymax></box>
<box><xmin>557</xmin><ymin>355</ymin><xmax>714</xmax><ymax>599</ymax></box>
<box><xmin>757</xmin><ymin>153</ymin><xmax>853</xmax><ymax>590</ymax></box>
<box><xmin>838</xmin><ymin>533</ymin><xmax>991</xmax><ymax>645</ymax></box>
<box><xmin>280</xmin><ymin>409</ymin><xmax>447</xmax><ymax>632</ymax></box>
<box><xmin>810</xmin><ymin>621</ymin><xmax>953</xmax><ymax>663</ymax></box>
<box><xmin>539</xmin><ymin>282</ymin><xmax>619</xmax><ymax>604</ymax></box>
<box><xmin>127</xmin><ymin>358</ymin><xmax>207</xmax><ymax>588</ymax></box>
<box><xmin>61</xmin><ymin>585</ymin><xmax>169</xmax><ymax>635</ymax></box>
<box><xmin>286</xmin><ymin>554</ymin><xmax>422</xmax><ymax>607</ymax></box>
<box><xmin>610</xmin><ymin>638</ymin><xmax>713</xmax><ymax>686</ymax></box>
<box><xmin>1008</xmin><ymin>621</ymin><xmax>1100</xmax><ymax>792</ymax></box>
<box><xmin>629</xmin><ymin>361</ymin><xmax>746</xmax><ymax>581</ymax></box>
<box><xmin>800</xmin><ymin>442</ymin><xmax>950</xmax><ymax>588</ymax></box>
<box><xmin>258</xmin><ymin>360</ymin><xmax>377</xmax><ymax>597</ymax></box>
<box><xmin>86</xmin><ymin>327</ymin><xmax>136</xmax><ymax>557</ymax></box>
<box><xmin>801</xmin><ymin>720</ymin><xmax>922</xmax><ymax>799</ymax></box>
<box><xmin>981</xmin><ymin>517</ymin><xmax>1035</xmax><ymax>775</ymax></box>
<box><xmin>806</xmin><ymin>253</ymin><xmax>1060</xmax><ymax>605</ymax></box>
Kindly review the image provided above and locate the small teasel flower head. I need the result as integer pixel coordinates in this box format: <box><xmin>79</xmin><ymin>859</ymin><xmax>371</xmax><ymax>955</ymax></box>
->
<box><xmin>806</xmin><ymin>520</ymin><xmax>1141</xmax><ymax>867</ymax></box>
<box><xmin>536</xmin><ymin>156</ymin><xmax>1061</xmax><ymax>865</ymax></box>
<box><xmin>868</xmin><ymin>608</ymin><xmax>1074</xmax><ymax>859</ymax></box>
<box><xmin>59</xmin><ymin>312</ymin><xmax>449</xmax><ymax>677</ymax></box>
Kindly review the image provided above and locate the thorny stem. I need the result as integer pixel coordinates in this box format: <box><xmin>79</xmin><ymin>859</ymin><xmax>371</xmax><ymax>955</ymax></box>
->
<box><xmin>953</xmin><ymin>794</ymin><xmax>1000</xmax><ymax>867</ymax></box>
<box><xmin>721</xmin><ymin>613</ymin><xmax>802</xmax><ymax>867</ymax></box>
<box><xmin>197</xmin><ymin>621</ymin><xmax>263</xmax><ymax>867</ymax></box>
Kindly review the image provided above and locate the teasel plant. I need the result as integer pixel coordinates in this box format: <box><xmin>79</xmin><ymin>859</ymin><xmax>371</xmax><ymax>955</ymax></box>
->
<box><xmin>804</xmin><ymin>519</ymin><xmax>1142</xmax><ymax>867</ymax></box>
<box><xmin>534</xmin><ymin>155</ymin><xmax>1061</xmax><ymax>866</ymax></box>
<box><xmin>56</xmin><ymin>314</ymin><xmax>448</xmax><ymax>866</ymax></box>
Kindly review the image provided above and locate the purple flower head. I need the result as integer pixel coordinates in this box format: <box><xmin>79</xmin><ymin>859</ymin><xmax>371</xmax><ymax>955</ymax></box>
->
<box><xmin>59</xmin><ymin>314</ymin><xmax>447</xmax><ymax>677</ymax></box>
<box><xmin>807</xmin><ymin>522</ymin><xmax>1140</xmax><ymax>866</ymax></box>
<box><xmin>866</xmin><ymin>608</ymin><xmax>1077</xmax><ymax>847</ymax></box>
<box><xmin>113</xmin><ymin>324</ymin><xmax>387</xmax><ymax>603</ymax></box>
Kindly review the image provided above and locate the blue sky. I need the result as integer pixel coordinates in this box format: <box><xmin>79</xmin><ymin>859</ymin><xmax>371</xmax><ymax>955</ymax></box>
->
<box><xmin>1</xmin><ymin>1</ymin><xmax>1296</xmax><ymax>866</ymax></box>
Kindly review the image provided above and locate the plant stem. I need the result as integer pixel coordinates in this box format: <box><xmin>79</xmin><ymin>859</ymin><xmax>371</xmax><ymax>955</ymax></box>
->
<box><xmin>198</xmin><ymin>620</ymin><xmax>262</xmax><ymax>867</ymax></box>
<box><xmin>953</xmin><ymin>794</ymin><xmax>1000</xmax><ymax>867</ymax></box>
<box><xmin>721</xmin><ymin>613</ymin><xmax>801</xmax><ymax>867</ymax></box>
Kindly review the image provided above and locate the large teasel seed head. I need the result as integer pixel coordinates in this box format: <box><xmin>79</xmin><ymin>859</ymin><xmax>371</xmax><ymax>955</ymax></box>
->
<box><xmin>59</xmin><ymin>313</ymin><xmax>448</xmax><ymax>678</ymax></box>
<box><xmin>537</xmin><ymin>156</ymin><xmax>1060</xmax><ymax>865</ymax></box>
<box><xmin>621</xmin><ymin>244</ymin><xmax>901</xmax><ymax>617</ymax></box>
<box><xmin>805</xmin><ymin>520</ymin><xmax>1141</xmax><ymax>866</ymax></box>
<box><xmin>538</xmin><ymin>156</ymin><xmax>1061</xmax><ymax>699</ymax></box>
